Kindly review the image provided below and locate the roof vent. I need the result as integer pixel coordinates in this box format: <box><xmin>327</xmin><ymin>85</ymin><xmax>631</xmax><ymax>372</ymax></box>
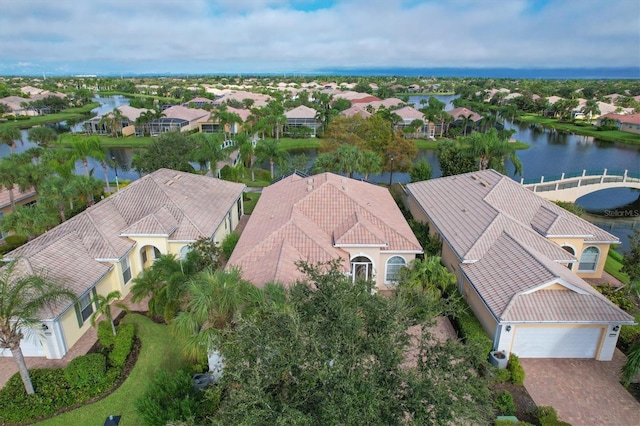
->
<box><xmin>472</xmin><ymin>175</ymin><xmax>480</xmax><ymax>180</ymax></box>
<box><xmin>173</xmin><ymin>174</ymin><xmax>182</xmax><ymax>180</ymax></box>
<box><xmin>480</xmin><ymin>180</ymin><xmax>489</xmax><ymax>187</ymax></box>
<box><xmin>342</xmin><ymin>185</ymin><xmax>348</xmax><ymax>191</ymax></box>
<box><xmin>307</xmin><ymin>184</ymin><xmax>313</xmax><ymax>192</ymax></box>
<box><xmin>308</xmin><ymin>178</ymin><xmax>314</xmax><ymax>184</ymax></box>
<box><xmin>165</xmin><ymin>180</ymin><xmax>174</xmax><ymax>186</ymax></box>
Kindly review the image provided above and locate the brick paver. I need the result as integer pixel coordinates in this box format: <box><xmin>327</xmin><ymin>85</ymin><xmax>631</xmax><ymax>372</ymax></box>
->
<box><xmin>521</xmin><ymin>349</ymin><xmax>640</xmax><ymax>426</ymax></box>
<box><xmin>0</xmin><ymin>293</ymin><xmax>148</xmax><ymax>389</ymax></box>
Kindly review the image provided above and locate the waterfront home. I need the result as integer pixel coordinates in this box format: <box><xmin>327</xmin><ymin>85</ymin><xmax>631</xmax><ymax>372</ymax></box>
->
<box><xmin>284</xmin><ymin>105</ymin><xmax>320</xmax><ymax>137</ymax></box>
<box><xmin>0</xmin><ymin>188</ymin><xmax>37</xmax><ymax>242</ymax></box>
<box><xmin>406</xmin><ymin>170</ymin><xmax>635</xmax><ymax>360</ymax></box>
<box><xmin>228</xmin><ymin>172</ymin><xmax>422</xmax><ymax>292</ymax></box>
<box><xmin>597</xmin><ymin>113</ymin><xmax>640</xmax><ymax>135</ymax></box>
<box><xmin>1</xmin><ymin>169</ymin><xmax>245</xmax><ymax>359</ymax></box>
<box><xmin>446</xmin><ymin>107</ymin><xmax>483</xmax><ymax>135</ymax></box>
<box><xmin>150</xmin><ymin>105</ymin><xmax>210</xmax><ymax>134</ymax></box>
<box><xmin>392</xmin><ymin>105</ymin><xmax>435</xmax><ymax>139</ymax></box>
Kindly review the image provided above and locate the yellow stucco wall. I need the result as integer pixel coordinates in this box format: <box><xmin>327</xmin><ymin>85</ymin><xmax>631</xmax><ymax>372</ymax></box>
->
<box><xmin>548</xmin><ymin>238</ymin><xmax>609</xmax><ymax>279</ymax></box>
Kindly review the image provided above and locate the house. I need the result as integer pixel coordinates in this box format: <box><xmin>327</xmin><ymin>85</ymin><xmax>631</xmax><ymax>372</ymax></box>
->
<box><xmin>0</xmin><ymin>96</ymin><xmax>38</xmax><ymax>116</ymax></box>
<box><xmin>149</xmin><ymin>105</ymin><xmax>210</xmax><ymax>134</ymax></box>
<box><xmin>392</xmin><ymin>106</ymin><xmax>435</xmax><ymax>139</ymax></box>
<box><xmin>340</xmin><ymin>105</ymin><xmax>372</xmax><ymax>119</ymax></box>
<box><xmin>83</xmin><ymin>106</ymin><xmax>152</xmax><ymax>136</ymax></box>
<box><xmin>183</xmin><ymin>96</ymin><xmax>216</xmax><ymax>109</ymax></box>
<box><xmin>446</xmin><ymin>107</ymin><xmax>483</xmax><ymax>134</ymax></box>
<box><xmin>227</xmin><ymin>172</ymin><xmax>423</xmax><ymax>292</ymax></box>
<box><xmin>1</xmin><ymin>169</ymin><xmax>245</xmax><ymax>359</ymax></box>
<box><xmin>284</xmin><ymin>105</ymin><xmax>320</xmax><ymax>137</ymax></box>
<box><xmin>405</xmin><ymin>170</ymin><xmax>635</xmax><ymax>360</ymax></box>
<box><xmin>597</xmin><ymin>113</ymin><xmax>640</xmax><ymax>135</ymax></box>
<box><xmin>199</xmin><ymin>106</ymin><xmax>251</xmax><ymax>135</ymax></box>
<box><xmin>0</xmin><ymin>187</ymin><xmax>37</xmax><ymax>242</ymax></box>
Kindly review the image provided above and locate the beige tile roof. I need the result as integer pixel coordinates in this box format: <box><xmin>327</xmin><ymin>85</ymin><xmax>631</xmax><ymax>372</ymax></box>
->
<box><xmin>228</xmin><ymin>173</ymin><xmax>422</xmax><ymax>287</ymax></box>
<box><xmin>285</xmin><ymin>105</ymin><xmax>317</xmax><ymax>119</ymax></box>
<box><xmin>0</xmin><ymin>187</ymin><xmax>36</xmax><ymax>210</ymax></box>
<box><xmin>446</xmin><ymin>107</ymin><xmax>483</xmax><ymax>122</ymax></box>
<box><xmin>5</xmin><ymin>169</ymin><xmax>245</xmax><ymax>317</ymax></box>
<box><xmin>408</xmin><ymin>170</ymin><xmax>631</xmax><ymax>324</ymax></box>
<box><xmin>340</xmin><ymin>105</ymin><xmax>371</xmax><ymax>118</ymax></box>
<box><xmin>162</xmin><ymin>105</ymin><xmax>210</xmax><ymax>123</ymax></box>
<box><xmin>394</xmin><ymin>106</ymin><xmax>425</xmax><ymax>121</ymax></box>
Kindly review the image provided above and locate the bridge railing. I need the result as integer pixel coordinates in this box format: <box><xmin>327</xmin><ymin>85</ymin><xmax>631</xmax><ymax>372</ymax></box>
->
<box><xmin>521</xmin><ymin>169</ymin><xmax>639</xmax><ymax>193</ymax></box>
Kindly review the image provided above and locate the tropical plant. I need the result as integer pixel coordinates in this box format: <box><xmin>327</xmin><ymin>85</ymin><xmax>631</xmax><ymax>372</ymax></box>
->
<box><xmin>621</xmin><ymin>229</ymin><xmax>640</xmax><ymax>298</ymax></box>
<box><xmin>410</xmin><ymin>158</ymin><xmax>432</xmax><ymax>182</ymax></box>
<box><xmin>171</xmin><ymin>268</ymin><xmax>263</xmax><ymax>361</ymax></box>
<box><xmin>255</xmin><ymin>138</ymin><xmax>286</xmax><ymax>179</ymax></box>
<box><xmin>0</xmin><ymin>203</ymin><xmax>58</xmax><ymax>240</ymax></box>
<box><xmin>621</xmin><ymin>338</ymin><xmax>640</xmax><ymax>386</ymax></box>
<box><xmin>0</xmin><ymin>156</ymin><xmax>21</xmax><ymax>212</ymax></box>
<box><xmin>0</xmin><ymin>260</ymin><xmax>76</xmax><ymax>394</ymax></box>
<box><xmin>27</xmin><ymin>126</ymin><xmax>57</xmax><ymax>148</ymax></box>
<box><xmin>132</xmin><ymin>131</ymin><xmax>196</xmax><ymax>175</ymax></box>
<box><xmin>358</xmin><ymin>150</ymin><xmax>383</xmax><ymax>181</ymax></box>
<box><xmin>89</xmin><ymin>290</ymin><xmax>129</xmax><ymax>336</ymax></box>
<box><xmin>464</xmin><ymin>128</ymin><xmax>523</xmax><ymax>175</ymax></box>
<box><xmin>0</xmin><ymin>127</ymin><xmax>22</xmax><ymax>153</ymax></box>
<box><xmin>69</xmin><ymin>136</ymin><xmax>105</xmax><ymax>176</ymax></box>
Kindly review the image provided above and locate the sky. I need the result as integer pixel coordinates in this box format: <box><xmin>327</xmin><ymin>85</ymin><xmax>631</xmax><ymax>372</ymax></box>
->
<box><xmin>0</xmin><ymin>0</ymin><xmax>639</xmax><ymax>76</ymax></box>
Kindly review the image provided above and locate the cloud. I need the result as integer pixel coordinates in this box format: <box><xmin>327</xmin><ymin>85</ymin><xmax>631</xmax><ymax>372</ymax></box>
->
<box><xmin>0</xmin><ymin>0</ymin><xmax>638</xmax><ymax>74</ymax></box>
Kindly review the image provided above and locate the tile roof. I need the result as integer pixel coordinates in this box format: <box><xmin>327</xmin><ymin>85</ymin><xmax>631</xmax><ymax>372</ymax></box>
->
<box><xmin>408</xmin><ymin>170</ymin><xmax>630</xmax><ymax>324</ymax></box>
<box><xmin>393</xmin><ymin>106</ymin><xmax>425</xmax><ymax>121</ymax></box>
<box><xmin>228</xmin><ymin>173</ymin><xmax>422</xmax><ymax>287</ymax></box>
<box><xmin>340</xmin><ymin>105</ymin><xmax>372</xmax><ymax>118</ymax></box>
<box><xmin>5</xmin><ymin>169</ymin><xmax>245</xmax><ymax>317</ymax></box>
<box><xmin>161</xmin><ymin>105</ymin><xmax>210</xmax><ymax>122</ymax></box>
<box><xmin>285</xmin><ymin>105</ymin><xmax>317</xmax><ymax>119</ymax></box>
<box><xmin>0</xmin><ymin>187</ymin><xmax>36</xmax><ymax>210</ymax></box>
<box><xmin>446</xmin><ymin>107</ymin><xmax>483</xmax><ymax>122</ymax></box>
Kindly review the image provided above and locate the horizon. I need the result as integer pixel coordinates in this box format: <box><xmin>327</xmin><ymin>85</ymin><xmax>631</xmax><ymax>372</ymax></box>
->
<box><xmin>1</xmin><ymin>1</ymin><xmax>639</xmax><ymax>78</ymax></box>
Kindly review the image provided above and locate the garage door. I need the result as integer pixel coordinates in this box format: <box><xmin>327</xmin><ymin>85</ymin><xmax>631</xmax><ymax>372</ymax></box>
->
<box><xmin>511</xmin><ymin>326</ymin><xmax>602</xmax><ymax>358</ymax></box>
<box><xmin>0</xmin><ymin>328</ymin><xmax>45</xmax><ymax>357</ymax></box>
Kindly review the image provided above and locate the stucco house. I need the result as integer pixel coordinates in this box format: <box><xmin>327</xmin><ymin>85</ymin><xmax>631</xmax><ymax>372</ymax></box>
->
<box><xmin>393</xmin><ymin>106</ymin><xmax>435</xmax><ymax>138</ymax></box>
<box><xmin>597</xmin><ymin>113</ymin><xmax>640</xmax><ymax>135</ymax></box>
<box><xmin>1</xmin><ymin>169</ymin><xmax>245</xmax><ymax>359</ymax></box>
<box><xmin>284</xmin><ymin>105</ymin><xmax>320</xmax><ymax>137</ymax></box>
<box><xmin>0</xmin><ymin>187</ymin><xmax>37</xmax><ymax>242</ymax></box>
<box><xmin>406</xmin><ymin>170</ymin><xmax>635</xmax><ymax>360</ymax></box>
<box><xmin>446</xmin><ymin>107</ymin><xmax>483</xmax><ymax>135</ymax></box>
<box><xmin>228</xmin><ymin>172</ymin><xmax>422</xmax><ymax>291</ymax></box>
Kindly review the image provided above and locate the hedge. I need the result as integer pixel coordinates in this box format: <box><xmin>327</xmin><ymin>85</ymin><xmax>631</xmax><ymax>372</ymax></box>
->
<box><xmin>64</xmin><ymin>353</ymin><xmax>107</xmax><ymax>387</ymax></box>
<box><xmin>109</xmin><ymin>323</ymin><xmax>135</xmax><ymax>368</ymax></box>
<box><xmin>97</xmin><ymin>319</ymin><xmax>117</xmax><ymax>349</ymax></box>
<box><xmin>452</xmin><ymin>300</ymin><xmax>493</xmax><ymax>363</ymax></box>
<box><xmin>508</xmin><ymin>354</ymin><xmax>525</xmax><ymax>386</ymax></box>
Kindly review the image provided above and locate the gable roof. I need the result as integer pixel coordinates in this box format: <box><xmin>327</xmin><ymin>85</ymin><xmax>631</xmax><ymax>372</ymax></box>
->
<box><xmin>407</xmin><ymin>170</ymin><xmax>631</xmax><ymax>324</ymax></box>
<box><xmin>394</xmin><ymin>106</ymin><xmax>425</xmax><ymax>121</ymax></box>
<box><xmin>340</xmin><ymin>105</ymin><xmax>372</xmax><ymax>118</ymax></box>
<box><xmin>446</xmin><ymin>107</ymin><xmax>483</xmax><ymax>122</ymax></box>
<box><xmin>285</xmin><ymin>105</ymin><xmax>317</xmax><ymax>119</ymax></box>
<box><xmin>5</xmin><ymin>169</ymin><xmax>245</xmax><ymax>317</ymax></box>
<box><xmin>228</xmin><ymin>172</ymin><xmax>422</xmax><ymax>287</ymax></box>
<box><xmin>161</xmin><ymin>105</ymin><xmax>210</xmax><ymax>122</ymax></box>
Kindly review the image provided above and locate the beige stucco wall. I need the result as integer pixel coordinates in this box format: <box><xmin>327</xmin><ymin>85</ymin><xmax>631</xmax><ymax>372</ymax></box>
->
<box><xmin>547</xmin><ymin>238</ymin><xmax>609</xmax><ymax>279</ymax></box>
<box><xmin>460</xmin><ymin>274</ymin><xmax>497</xmax><ymax>340</ymax></box>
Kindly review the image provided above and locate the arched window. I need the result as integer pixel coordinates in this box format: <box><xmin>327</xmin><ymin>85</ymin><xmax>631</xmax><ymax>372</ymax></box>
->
<box><xmin>351</xmin><ymin>256</ymin><xmax>373</xmax><ymax>282</ymax></box>
<box><xmin>179</xmin><ymin>245</ymin><xmax>192</xmax><ymax>261</ymax></box>
<box><xmin>385</xmin><ymin>256</ymin><xmax>406</xmax><ymax>284</ymax></box>
<box><xmin>578</xmin><ymin>246</ymin><xmax>600</xmax><ymax>272</ymax></box>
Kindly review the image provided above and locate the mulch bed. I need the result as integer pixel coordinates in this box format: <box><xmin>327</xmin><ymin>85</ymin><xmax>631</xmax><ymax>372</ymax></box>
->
<box><xmin>493</xmin><ymin>382</ymin><xmax>539</xmax><ymax>424</ymax></box>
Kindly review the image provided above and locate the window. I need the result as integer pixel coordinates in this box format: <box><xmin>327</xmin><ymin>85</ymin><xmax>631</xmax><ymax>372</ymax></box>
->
<box><xmin>351</xmin><ymin>256</ymin><xmax>373</xmax><ymax>282</ymax></box>
<box><xmin>385</xmin><ymin>256</ymin><xmax>407</xmax><ymax>284</ymax></box>
<box><xmin>75</xmin><ymin>288</ymin><xmax>97</xmax><ymax>327</ymax></box>
<box><xmin>562</xmin><ymin>245</ymin><xmax>575</xmax><ymax>270</ymax></box>
<box><xmin>179</xmin><ymin>245</ymin><xmax>192</xmax><ymax>260</ymax></box>
<box><xmin>141</xmin><ymin>249</ymin><xmax>148</xmax><ymax>264</ymax></box>
<box><xmin>122</xmin><ymin>256</ymin><xmax>132</xmax><ymax>284</ymax></box>
<box><xmin>578</xmin><ymin>246</ymin><xmax>600</xmax><ymax>272</ymax></box>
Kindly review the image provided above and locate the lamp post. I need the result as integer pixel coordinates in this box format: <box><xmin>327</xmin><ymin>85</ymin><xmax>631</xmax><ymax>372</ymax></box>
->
<box><xmin>112</xmin><ymin>155</ymin><xmax>120</xmax><ymax>191</ymax></box>
<box><xmin>389</xmin><ymin>156</ymin><xmax>395</xmax><ymax>186</ymax></box>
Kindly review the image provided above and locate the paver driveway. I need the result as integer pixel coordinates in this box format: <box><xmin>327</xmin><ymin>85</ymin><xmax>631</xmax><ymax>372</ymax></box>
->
<box><xmin>521</xmin><ymin>349</ymin><xmax>640</xmax><ymax>426</ymax></box>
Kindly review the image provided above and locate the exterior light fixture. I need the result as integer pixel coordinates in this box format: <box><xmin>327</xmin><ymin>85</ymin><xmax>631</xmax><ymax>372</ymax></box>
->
<box><xmin>41</xmin><ymin>323</ymin><xmax>49</xmax><ymax>331</ymax></box>
<box><xmin>506</xmin><ymin>325</ymin><xmax>512</xmax><ymax>332</ymax></box>
<box><xmin>613</xmin><ymin>325</ymin><xmax>620</xmax><ymax>332</ymax></box>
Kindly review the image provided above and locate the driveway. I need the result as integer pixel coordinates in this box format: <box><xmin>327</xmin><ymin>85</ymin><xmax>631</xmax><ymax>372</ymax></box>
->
<box><xmin>521</xmin><ymin>349</ymin><xmax>640</xmax><ymax>426</ymax></box>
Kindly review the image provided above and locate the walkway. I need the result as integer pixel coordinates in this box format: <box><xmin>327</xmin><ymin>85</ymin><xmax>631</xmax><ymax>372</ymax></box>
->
<box><xmin>0</xmin><ymin>293</ymin><xmax>148</xmax><ymax>389</ymax></box>
<box><xmin>521</xmin><ymin>349</ymin><xmax>640</xmax><ymax>426</ymax></box>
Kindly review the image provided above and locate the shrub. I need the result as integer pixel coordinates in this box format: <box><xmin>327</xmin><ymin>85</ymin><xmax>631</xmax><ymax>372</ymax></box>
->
<box><xmin>535</xmin><ymin>406</ymin><xmax>573</xmax><ymax>425</ymax></box>
<box><xmin>135</xmin><ymin>369</ymin><xmax>209</xmax><ymax>426</ymax></box>
<box><xmin>495</xmin><ymin>390</ymin><xmax>516</xmax><ymax>415</ymax></box>
<box><xmin>508</xmin><ymin>354</ymin><xmax>525</xmax><ymax>385</ymax></box>
<box><xmin>452</xmin><ymin>302</ymin><xmax>493</xmax><ymax>364</ymax></box>
<box><xmin>221</xmin><ymin>232</ymin><xmax>240</xmax><ymax>260</ymax></box>
<box><xmin>619</xmin><ymin>313</ymin><xmax>640</xmax><ymax>353</ymax></box>
<box><xmin>595</xmin><ymin>284</ymin><xmax>635</xmax><ymax>312</ymax></box>
<box><xmin>64</xmin><ymin>353</ymin><xmax>107</xmax><ymax>387</ymax></box>
<box><xmin>109</xmin><ymin>323</ymin><xmax>135</xmax><ymax>368</ymax></box>
<box><xmin>492</xmin><ymin>366</ymin><xmax>512</xmax><ymax>383</ymax></box>
<box><xmin>0</xmin><ymin>235</ymin><xmax>28</xmax><ymax>255</ymax></box>
<box><xmin>97</xmin><ymin>319</ymin><xmax>117</xmax><ymax>349</ymax></box>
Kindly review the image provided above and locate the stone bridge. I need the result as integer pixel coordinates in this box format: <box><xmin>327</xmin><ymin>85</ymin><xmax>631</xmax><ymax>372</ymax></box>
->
<box><xmin>521</xmin><ymin>169</ymin><xmax>640</xmax><ymax>202</ymax></box>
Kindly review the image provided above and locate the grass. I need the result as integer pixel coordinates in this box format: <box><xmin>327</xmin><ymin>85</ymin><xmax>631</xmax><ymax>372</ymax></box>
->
<box><xmin>412</xmin><ymin>138</ymin><xmax>530</xmax><ymax>150</ymax></box>
<box><xmin>276</xmin><ymin>138</ymin><xmax>322</xmax><ymax>151</ymax></box>
<box><xmin>517</xmin><ymin>114</ymin><xmax>640</xmax><ymax>146</ymax></box>
<box><xmin>243</xmin><ymin>192</ymin><xmax>261</xmax><ymax>214</ymax></box>
<box><xmin>605</xmin><ymin>249</ymin><xmax>630</xmax><ymax>284</ymax></box>
<box><xmin>0</xmin><ymin>103</ymin><xmax>100</xmax><ymax>130</ymax></box>
<box><xmin>56</xmin><ymin>133</ymin><xmax>154</xmax><ymax>148</ymax></box>
<box><xmin>97</xmin><ymin>91</ymin><xmax>182</xmax><ymax>104</ymax></box>
<box><xmin>36</xmin><ymin>314</ymin><xmax>187</xmax><ymax>426</ymax></box>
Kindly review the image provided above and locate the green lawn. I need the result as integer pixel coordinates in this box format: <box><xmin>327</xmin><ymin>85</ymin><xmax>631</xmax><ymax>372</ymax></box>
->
<box><xmin>97</xmin><ymin>91</ymin><xmax>182</xmax><ymax>104</ymax></box>
<box><xmin>56</xmin><ymin>133</ymin><xmax>154</xmax><ymax>148</ymax></box>
<box><xmin>517</xmin><ymin>114</ymin><xmax>640</xmax><ymax>146</ymax></box>
<box><xmin>0</xmin><ymin>103</ymin><xmax>100</xmax><ymax>130</ymax></box>
<box><xmin>605</xmin><ymin>249</ymin><xmax>630</xmax><ymax>284</ymax></box>
<box><xmin>242</xmin><ymin>192</ymin><xmax>262</xmax><ymax>214</ymax></box>
<box><xmin>37</xmin><ymin>314</ymin><xmax>186</xmax><ymax>426</ymax></box>
<box><xmin>276</xmin><ymin>138</ymin><xmax>321</xmax><ymax>151</ymax></box>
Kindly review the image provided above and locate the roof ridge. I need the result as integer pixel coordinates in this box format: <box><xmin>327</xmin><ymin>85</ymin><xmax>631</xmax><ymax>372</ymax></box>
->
<box><xmin>152</xmin><ymin>175</ymin><xmax>203</xmax><ymax>237</ymax></box>
<box><xmin>85</xmin><ymin>209</ymin><xmax>120</xmax><ymax>258</ymax></box>
<box><xmin>464</xmin><ymin>211</ymin><xmax>502</xmax><ymax>259</ymax></box>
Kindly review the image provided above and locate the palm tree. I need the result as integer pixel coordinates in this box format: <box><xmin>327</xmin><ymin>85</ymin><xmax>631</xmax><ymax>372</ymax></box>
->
<box><xmin>0</xmin><ymin>203</ymin><xmax>58</xmax><ymax>240</ymax></box>
<box><xmin>189</xmin><ymin>133</ymin><xmax>228</xmax><ymax>175</ymax></box>
<box><xmin>0</xmin><ymin>157</ymin><xmax>21</xmax><ymax>212</ymax></box>
<box><xmin>89</xmin><ymin>290</ymin><xmax>128</xmax><ymax>336</ymax></box>
<box><xmin>38</xmin><ymin>175</ymin><xmax>75</xmax><ymax>222</ymax></box>
<box><xmin>255</xmin><ymin>139</ymin><xmax>285</xmax><ymax>179</ymax></box>
<box><xmin>334</xmin><ymin>143</ymin><xmax>362</xmax><ymax>178</ymax></box>
<box><xmin>69</xmin><ymin>174</ymin><xmax>103</xmax><ymax>207</ymax></box>
<box><xmin>171</xmin><ymin>268</ymin><xmax>263</xmax><ymax>362</ymax></box>
<box><xmin>399</xmin><ymin>256</ymin><xmax>456</xmax><ymax>298</ymax></box>
<box><xmin>582</xmin><ymin>100</ymin><xmax>601</xmax><ymax>124</ymax></box>
<box><xmin>464</xmin><ymin>128</ymin><xmax>523</xmax><ymax>175</ymax></box>
<box><xmin>27</xmin><ymin>127</ymin><xmax>57</xmax><ymax>148</ymax></box>
<box><xmin>69</xmin><ymin>136</ymin><xmax>105</xmax><ymax>176</ymax></box>
<box><xmin>237</xmin><ymin>133</ymin><xmax>256</xmax><ymax>181</ymax></box>
<box><xmin>358</xmin><ymin>150</ymin><xmax>383</xmax><ymax>181</ymax></box>
<box><xmin>622</xmin><ymin>338</ymin><xmax>640</xmax><ymax>386</ymax></box>
<box><xmin>459</xmin><ymin>113</ymin><xmax>475</xmax><ymax>136</ymax></box>
<box><xmin>0</xmin><ymin>260</ymin><xmax>76</xmax><ymax>394</ymax></box>
<box><xmin>0</xmin><ymin>127</ymin><xmax>22</xmax><ymax>153</ymax></box>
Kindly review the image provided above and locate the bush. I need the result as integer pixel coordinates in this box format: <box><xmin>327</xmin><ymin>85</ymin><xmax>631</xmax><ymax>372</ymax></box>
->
<box><xmin>97</xmin><ymin>319</ymin><xmax>117</xmax><ymax>349</ymax></box>
<box><xmin>221</xmin><ymin>232</ymin><xmax>240</xmax><ymax>260</ymax></box>
<box><xmin>0</xmin><ymin>235</ymin><xmax>28</xmax><ymax>255</ymax></box>
<box><xmin>594</xmin><ymin>284</ymin><xmax>635</xmax><ymax>312</ymax></box>
<box><xmin>508</xmin><ymin>354</ymin><xmax>525</xmax><ymax>385</ymax></box>
<box><xmin>492</xmin><ymin>366</ymin><xmax>512</xmax><ymax>383</ymax></box>
<box><xmin>135</xmin><ymin>369</ymin><xmax>209</xmax><ymax>426</ymax></box>
<box><xmin>452</xmin><ymin>302</ymin><xmax>493</xmax><ymax>364</ymax></box>
<box><xmin>495</xmin><ymin>390</ymin><xmax>516</xmax><ymax>415</ymax></box>
<box><xmin>109</xmin><ymin>323</ymin><xmax>135</xmax><ymax>368</ymax></box>
<box><xmin>619</xmin><ymin>314</ymin><xmax>640</xmax><ymax>353</ymax></box>
<box><xmin>535</xmin><ymin>405</ymin><xmax>572</xmax><ymax>425</ymax></box>
<box><xmin>64</xmin><ymin>353</ymin><xmax>107</xmax><ymax>387</ymax></box>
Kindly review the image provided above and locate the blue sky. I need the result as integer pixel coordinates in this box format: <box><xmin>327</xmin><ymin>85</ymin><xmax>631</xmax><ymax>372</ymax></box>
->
<box><xmin>0</xmin><ymin>0</ymin><xmax>638</xmax><ymax>76</ymax></box>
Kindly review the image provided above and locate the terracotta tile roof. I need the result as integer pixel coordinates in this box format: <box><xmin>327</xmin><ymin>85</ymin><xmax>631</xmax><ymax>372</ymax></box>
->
<box><xmin>0</xmin><ymin>187</ymin><xmax>36</xmax><ymax>210</ymax></box>
<box><xmin>226</xmin><ymin>106</ymin><xmax>251</xmax><ymax>122</ymax></box>
<box><xmin>285</xmin><ymin>105</ymin><xmax>317</xmax><ymax>119</ymax></box>
<box><xmin>600</xmin><ymin>113</ymin><xmax>640</xmax><ymax>125</ymax></box>
<box><xmin>162</xmin><ymin>105</ymin><xmax>210</xmax><ymax>122</ymax></box>
<box><xmin>446</xmin><ymin>107</ymin><xmax>483</xmax><ymax>122</ymax></box>
<box><xmin>5</xmin><ymin>169</ymin><xmax>245</xmax><ymax>317</ymax></box>
<box><xmin>393</xmin><ymin>106</ymin><xmax>425</xmax><ymax>121</ymax></box>
<box><xmin>228</xmin><ymin>173</ymin><xmax>422</xmax><ymax>287</ymax></box>
<box><xmin>113</xmin><ymin>105</ymin><xmax>152</xmax><ymax>121</ymax></box>
<box><xmin>340</xmin><ymin>105</ymin><xmax>371</xmax><ymax>118</ymax></box>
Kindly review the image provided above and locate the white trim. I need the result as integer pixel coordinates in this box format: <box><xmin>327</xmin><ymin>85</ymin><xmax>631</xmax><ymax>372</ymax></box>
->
<box><xmin>384</xmin><ymin>255</ymin><xmax>407</xmax><ymax>285</ymax></box>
